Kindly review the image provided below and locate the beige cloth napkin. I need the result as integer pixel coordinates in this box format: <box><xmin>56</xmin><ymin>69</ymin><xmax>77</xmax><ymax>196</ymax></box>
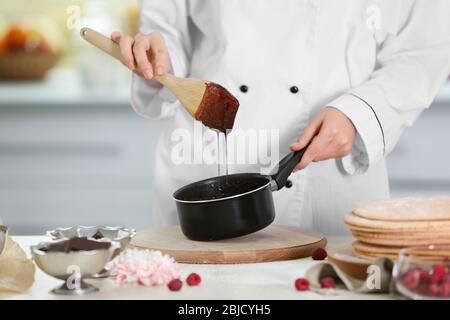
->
<box><xmin>304</xmin><ymin>257</ymin><xmax>400</xmax><ymax>296</ymax></box>
<box><xmin>0</xmin><ymin>220</ymin><xmax>35</xmax><ymax>293</ymax></box>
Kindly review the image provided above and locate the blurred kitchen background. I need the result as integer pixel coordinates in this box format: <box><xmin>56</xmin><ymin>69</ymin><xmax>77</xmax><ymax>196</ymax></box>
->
<box><xmin>0</xmin><ymin>1</ymin><xmax>449</xmax><ymax>235</ymax></box>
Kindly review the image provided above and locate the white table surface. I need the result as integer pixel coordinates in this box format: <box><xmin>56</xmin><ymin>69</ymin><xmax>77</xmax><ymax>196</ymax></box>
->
<box><xmin>0</xmin><ymin>236</ymin><xmax>393</xmax><ymax>300</ymax></box>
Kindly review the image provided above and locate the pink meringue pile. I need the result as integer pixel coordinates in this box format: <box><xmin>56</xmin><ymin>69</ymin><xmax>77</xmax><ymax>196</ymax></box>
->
<box><xmin>109</xmin><ymin>249</ymin><xmax>181</xmax><ymax>287</ymax></box>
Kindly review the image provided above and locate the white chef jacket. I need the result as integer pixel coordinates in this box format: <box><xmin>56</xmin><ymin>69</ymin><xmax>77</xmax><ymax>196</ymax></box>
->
<box><xmin>130</xmin><ymin>0</ymin><xmax>450</xmax><ymax>235</ymax></box>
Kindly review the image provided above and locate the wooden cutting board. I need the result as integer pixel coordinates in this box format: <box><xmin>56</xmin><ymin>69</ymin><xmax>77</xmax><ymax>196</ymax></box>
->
<box><xmin>129</xmin><ymin>225</ymin><xmax>326</xmax><ymax>264</ymax></box>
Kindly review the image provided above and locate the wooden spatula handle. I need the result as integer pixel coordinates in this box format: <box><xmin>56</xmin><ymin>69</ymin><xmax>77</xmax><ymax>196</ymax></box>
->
<box><xmin>80</xmin><ymin>27</ymin><xmax>123</xmax><ymax>62</ymax></box>
<box><xmin>80</xmin><ymin>27</ymin><xmax>176</xmax><ymax>86</ymax></box>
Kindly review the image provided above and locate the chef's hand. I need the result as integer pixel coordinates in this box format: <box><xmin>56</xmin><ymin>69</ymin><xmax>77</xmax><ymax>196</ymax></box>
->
<box><xmin>290</xmin><ymin>107</ymin><xmax>356</xmax><ymax>171</ymax></box>
<box><xmin>111</xmin><ymin>32</ymin><xmax>171</xmax><ymax>80</ymax></box>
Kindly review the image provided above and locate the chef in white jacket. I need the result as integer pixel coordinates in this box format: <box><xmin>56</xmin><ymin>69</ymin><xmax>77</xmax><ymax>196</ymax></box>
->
<box><xmin>112</xmin><ymin>0</ymin><xmax>450</xmax><ymax>235</ymax></box>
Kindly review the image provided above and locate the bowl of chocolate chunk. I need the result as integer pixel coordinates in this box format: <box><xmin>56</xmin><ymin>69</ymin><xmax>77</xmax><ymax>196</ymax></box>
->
<box><xmin>47</xmin><ymin>225</ymin><xmax>136</xmax><ymax>252</ymax></box>
<box><xmin>31</xmin><ymin>237</ymin><xmax>119</xmax><ymax>295</ymax></box>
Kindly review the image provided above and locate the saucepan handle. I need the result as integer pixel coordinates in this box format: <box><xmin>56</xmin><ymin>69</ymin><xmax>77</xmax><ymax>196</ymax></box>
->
<box><xmin>270</xmin><ymin>146</ymin><xmax>309</xmax><ymax>191</ymax></box>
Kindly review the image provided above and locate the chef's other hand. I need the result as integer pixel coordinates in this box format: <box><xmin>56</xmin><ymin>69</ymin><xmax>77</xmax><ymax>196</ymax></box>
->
<box><xmin>111</xmin><ymin>32</ymin><xmax>171</xmax><ymax>80</ymax></box>
<box><xmin>290</xmin><ymin>107</ymin><xmax>356</xmax><ymax>171</ymax></box>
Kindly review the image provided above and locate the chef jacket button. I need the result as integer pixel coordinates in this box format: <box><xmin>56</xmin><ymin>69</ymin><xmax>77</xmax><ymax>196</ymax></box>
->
<box><xmin>290</xmin><ymin>86</ymin><xmax>299</xmax><ymax>94</ymax></box>
<box><xmin>239</xmin><ymin>85</ymin><xmax>248</xmax><ymax>93</ymax></box>
<box><xmin>285</xmin><ymin>179</ymin><xmax>293</xmax><ymax>188</ymax></box>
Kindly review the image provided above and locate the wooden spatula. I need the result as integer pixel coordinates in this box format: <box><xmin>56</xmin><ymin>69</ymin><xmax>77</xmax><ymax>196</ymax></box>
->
<box><xmin>80</xmin><ymin>27</ymin><xmax>239</xmax><ymax>132</ymax></box>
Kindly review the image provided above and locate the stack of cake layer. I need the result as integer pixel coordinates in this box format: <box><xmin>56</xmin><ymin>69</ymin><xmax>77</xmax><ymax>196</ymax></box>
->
<box><xmin>344</xmin><ymin>197</ymin><xmax>450</xmax><ymax>260</ymax></box>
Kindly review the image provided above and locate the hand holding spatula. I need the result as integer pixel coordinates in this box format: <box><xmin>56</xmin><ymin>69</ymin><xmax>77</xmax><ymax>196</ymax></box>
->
<box><xmin>80</xmin><ymin>28</ymin><xmax>239</xmax><ymax>132</ymax></box>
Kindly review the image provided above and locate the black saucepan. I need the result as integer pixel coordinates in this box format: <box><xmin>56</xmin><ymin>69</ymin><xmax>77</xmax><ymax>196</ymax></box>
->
<box><xmin>173</xmin><ymin>148</ymin><xmax>307</xmax><ymax>241</ymax></box>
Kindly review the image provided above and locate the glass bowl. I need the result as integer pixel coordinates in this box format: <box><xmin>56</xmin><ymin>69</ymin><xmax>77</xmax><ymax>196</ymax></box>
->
<box><xmin>393</xmin><ymin>245</ymin><xmax>450</xmax><ymax>300</ymax></box>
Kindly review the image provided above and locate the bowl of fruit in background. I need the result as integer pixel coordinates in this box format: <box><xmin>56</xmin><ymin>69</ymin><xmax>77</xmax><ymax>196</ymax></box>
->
<box><xmin>0</xmin><ymin>17</ymin><xmax>65</xmax><ymax>80</ymax></box>
<box><xmin>393</xmin><ymin>245</ymin><xmax>450</xmax><ymax>300</ymax></box>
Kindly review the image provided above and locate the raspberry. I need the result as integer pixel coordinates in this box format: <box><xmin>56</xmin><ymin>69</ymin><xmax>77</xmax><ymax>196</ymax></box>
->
<box><xmin>186</xmin><ymin>273</ymin><xmax>201</xmax><ymax>286</ymax></box>
<box><xmin>428</xmin><ymin>283</ymin><xmax>440</xmax><ymax>296</ymax></box>
<box><xmin>439</xmin><ymin>282</ymin><xmax>450</xmax><ymax>297</ymax></box>
<box><xmin>418</xmin><ymin>269</ymin><xmax>429</xmax><ymax>282</ymax></box>
<box><xmin>311</xmin><ymin>248</ymin><xmax>327</xmax><ymax>260</ymax></box>
<box><xmin>320</xmin><ymin>277</ymin><xmax>336</xmax><ymax>289</ymax></box>
<box><xmin>443</xmin><ymin>274</ymin><xmax>450</xmax><ymax>284</ymax></box>
<box><xmin>431</xmin><ymin>264</ymin><xmax>449</xmax><ymax>282</ymax></box>
<box><xmin>402</xmin><ymin>269</ymin><xmax>421</xmax><ymax>290</ymax></box>
<box><xmin>294</xmin><ymin>278</ymin><xmax>310</xmax><ymax>291</ymax></box>
<box><xmin>167</xmin><ymin>278</ymin><xmax>183</xmax><ymax>291</ymax></box>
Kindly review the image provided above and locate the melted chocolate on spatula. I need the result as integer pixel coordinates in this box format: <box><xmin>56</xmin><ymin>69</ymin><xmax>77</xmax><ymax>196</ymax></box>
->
<box><xmin>194</xmin><ymin>83</ymin><xmax>240</xmax><ymax>132</ymax></box>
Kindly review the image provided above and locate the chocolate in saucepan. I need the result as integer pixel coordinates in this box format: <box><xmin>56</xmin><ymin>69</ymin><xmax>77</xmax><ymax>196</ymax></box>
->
<box><xmin>194</xmin><ymin>83</ymin><xmax>240</xmax><ymax>132</ymax></box>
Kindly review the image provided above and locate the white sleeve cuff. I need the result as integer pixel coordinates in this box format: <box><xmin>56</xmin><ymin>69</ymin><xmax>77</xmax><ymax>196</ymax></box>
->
<box><xmin>328</xmin><ymin>93</ymin><xmax>385</xmax><ymax>175</ymax></box>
